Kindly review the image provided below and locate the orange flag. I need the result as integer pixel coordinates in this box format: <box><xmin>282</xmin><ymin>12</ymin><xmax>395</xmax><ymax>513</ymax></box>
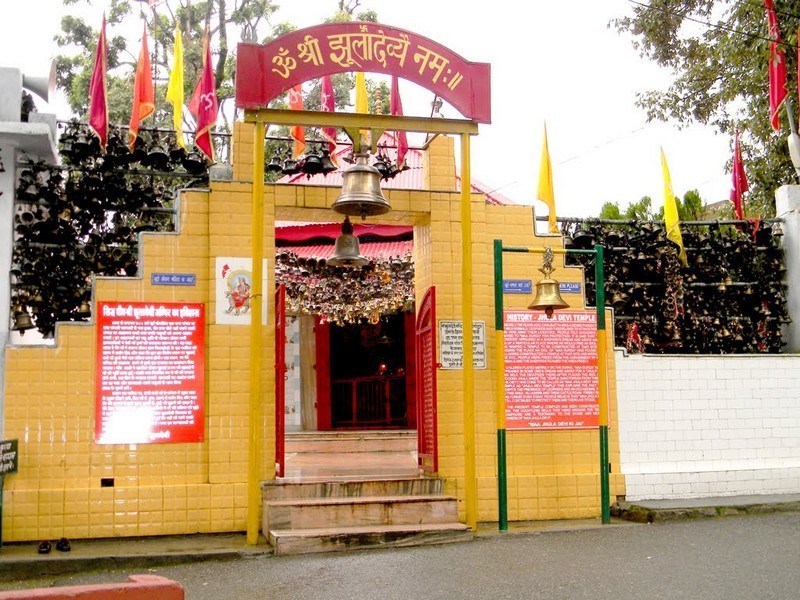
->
<box><xmin>88</xmin><ymin>15</ymin><xmax>108</xmax><ymax>151</ymax></box>
<box><xmin>129</xmin><ymin>23</ymin><xmax>155</xmax><ymax>150</ymax></box>
<box><xmin>288</xmin><ymin>84</ymin><xmax>305</xmax><ymax>157</ymax></box>
<box><xmin>188</xmin><ymin>27</ymin><xmax>218</xmax><ymax>161</ymax></box>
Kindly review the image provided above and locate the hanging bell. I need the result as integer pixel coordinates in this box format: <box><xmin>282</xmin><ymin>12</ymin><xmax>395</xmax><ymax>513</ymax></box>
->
<box><xmin>332</xmin><ymin>154</ymin><xmax>390</xmax><ymax>219</ymax></box>
<box><xmin>77</xmin><ymin>301</ymin><xmax>92</xmax><ymax>317</ymax></box>
<box><xmin>146</xmin><ymin>140</ymin><xmax>170</xmax><ymax>171</ymax></box>
<box><xmin>527</xmin><ymin>247</ymin><xmax>569</xmax><ymax>318</ymax></box>
<box><xmin>282</xmin><ymin>156</ymin><xmax>300</xmax><ymax>175</ymax></box>
<box><xmin>320</xmin><ymin>149</ymin><xmax>337</xmax><ymax>174</ymax></box>
<box><xmin>327</xmin><ymin>216</ymin><xmax>369</xmax><ymax>267</ymax></box>
<box><xmin>301</xmin><ymin>149</ymin><xmax>324</xmax><ymax>175</ymax></box>
<box><xmin>180</xmin><ymin>151</ymin><xmax>205</xmax><ymax>174</ymax></box>
<box><xmin>266</xmin><ymin>151</ymin><xmax>284</xmax><ymax>173</ymax></box>
<box><xmin>11</xmin><ymin>307</ymin><xmax>34</xmax><ymax>334</ymax></box>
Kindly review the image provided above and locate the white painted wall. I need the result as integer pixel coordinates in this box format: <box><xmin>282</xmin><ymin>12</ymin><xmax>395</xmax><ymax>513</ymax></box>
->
<box><xmin>616</xmin><ymin>351</ymin><xmax>800</xmax><ymax>500</ymax></box>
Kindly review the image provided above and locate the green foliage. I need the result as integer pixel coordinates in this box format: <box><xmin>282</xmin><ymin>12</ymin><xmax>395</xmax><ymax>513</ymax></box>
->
<box><xmin>613</xmin><ymin>0</ymin><xmax>800</xmax><ymax>217</ymax></box>
<box><xmin>599</xmin><ymin>202</ymin><xmax>622</xmax><ymax>219</ymax></box>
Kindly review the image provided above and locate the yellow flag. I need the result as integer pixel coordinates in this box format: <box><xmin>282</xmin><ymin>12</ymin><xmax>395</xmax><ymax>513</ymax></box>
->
<box><xmin>537</xmin><ymin>124</ymin><xmax>558</xmax><ymax>233</ymax></box>
<box><xmin>355</xmin><ymin>71</ymin><xmax>369</xmax><ymax>140</ymax></box>
<box><xmin>166</xmin><ymin>24</ymin><xmax>185</xmax><ymax>149</ymax></box>
<box><xmin>661</xmin><ymin>148</ymin><xmax>687</xmax><ymax>266</ymax></box>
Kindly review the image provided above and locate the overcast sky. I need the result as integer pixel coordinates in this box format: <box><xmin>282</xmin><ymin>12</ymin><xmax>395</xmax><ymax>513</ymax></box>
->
<box><xmin>0</xmin><ymin>0</ymin><xmax>733</xmax><ymax>221</ymax></box>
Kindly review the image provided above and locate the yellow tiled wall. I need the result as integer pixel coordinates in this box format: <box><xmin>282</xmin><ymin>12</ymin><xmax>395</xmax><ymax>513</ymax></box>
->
<box><xmin>2</xmin><ymin>126</ymin><xmax>623</xmax><ymax>542</ymax></box>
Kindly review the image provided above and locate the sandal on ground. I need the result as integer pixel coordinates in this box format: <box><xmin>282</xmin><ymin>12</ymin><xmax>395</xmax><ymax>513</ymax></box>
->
<box><xmin>37</xmin><ymin>540</ymin><xmax>51</xmax><ymax>554</ymax></box>
<box><xmin>55</xmin><ymin>537</ymin><xmax>71</xmax><ymax>552</ymax></box>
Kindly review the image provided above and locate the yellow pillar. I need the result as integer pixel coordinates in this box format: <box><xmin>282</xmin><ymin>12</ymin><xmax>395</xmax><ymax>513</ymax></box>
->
<box><xmin>461</xmin><ymin>133</ymin><xmax>477</xmax><ymax>530</ymax></box>
<box><xmin>247</xmin><ymin>121</ymin><xmax>265</xmax><ymax>544</ymax></box>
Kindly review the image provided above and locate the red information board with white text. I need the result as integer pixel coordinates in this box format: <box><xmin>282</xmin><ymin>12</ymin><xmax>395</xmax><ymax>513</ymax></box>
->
<box><xmin>504</xmin><ymin>310</ymin><xmax>598</xmax><ymax>430</ymax></box>
<box><xmin>95</xmin><ymin>302</ymin><xmax>205</xmax><ymax>444</ymax></box>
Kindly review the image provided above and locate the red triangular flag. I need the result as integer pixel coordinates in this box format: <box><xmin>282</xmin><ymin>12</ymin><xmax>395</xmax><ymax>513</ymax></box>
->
<box><xmin>765</xmin><ymin>0</ymin><xmax>787</xmax><ymax>131</ymax></box>
<box><xmin>288</xmin><ymin>84</ymin><xmax>305</xmax><ymax>157</ymax></box>
<box><xmin>320</xmin><ymin>75</ymin><xmax>337</xmax><ymax>156</ymax></box>
<box><xmin>390</xmin><ymin>76</ymin><xmax>408</xmax><ymax>167</ymax></box>
<box><xmin>729</xmin><ymin>130</ymin><xmax>748</xmax><ymax>220</ymax></box>
<box><xmin>189</xmin><ymin>28</ymin><xmax>218</xmax><ymax>161</ymax></box>
<box><xmin>88</xmin><ymin>15</ymin><xmax>108</xmax><ymax>151</ymax></box>
<box><xmin>129</xmin><ymin>23</ymin><xmax>155</xmax><ymax>150</ymax></box>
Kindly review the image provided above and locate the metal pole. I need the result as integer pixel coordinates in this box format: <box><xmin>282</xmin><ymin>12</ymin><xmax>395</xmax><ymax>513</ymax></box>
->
<box><xmin>493</xmin><ymin>240</ymin><xmax>508</xmax><ymax>530</ymax></box>
<box><xmin>461</xmin><ymin>132</ymin><xmax>477</xmax><ymax>531</ymax></box>
<box><xmin>594</xmin><ymin>244</ymin><xmax>611</xmax><ymax>524</ymax></box>
<box><xmin>247</xmin><ymin>121</ymin><xmax>265</xmax><ymax>544</ymax></box>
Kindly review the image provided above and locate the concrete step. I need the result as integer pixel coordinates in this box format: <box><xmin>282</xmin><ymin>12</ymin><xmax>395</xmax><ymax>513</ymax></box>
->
<box><xmin>263</xmin><ymin>477</ymin><xmax>443</xmax><ymax>501</ymax></box>
<box><xmin>268</xmin><ymin>522</ymin><xmax>473</xmax><ymax>555</ymax></box>
<box><xmin>265</xmin><ymin>494</ymin><xmax>459</xmax><ymax>530</ymax></box>
<box><xmin>285</xmin><ymin>431</ymin><xmax>417</xmax><ymax>454</ymax></box>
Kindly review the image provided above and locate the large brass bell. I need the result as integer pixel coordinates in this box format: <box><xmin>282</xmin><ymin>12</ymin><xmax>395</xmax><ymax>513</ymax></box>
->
<box><xmin>528</xmin><ymin>247</ymin><xmax>569</xmax><ymax>318</ymax></box>
<box><xmin>327</xmin><ymin>216</ymin><xmax>369</xmax><ymax>267</ymax></box>
<box><xmin>332</xmin><ymin>154</ymin><xmax>390</xmax><ymax>219</ymax></box>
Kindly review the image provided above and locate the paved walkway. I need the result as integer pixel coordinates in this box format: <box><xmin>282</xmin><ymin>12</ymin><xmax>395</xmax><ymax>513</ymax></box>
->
<box><xmin>2</xmin><ymin>494</ymin><xmax>799</xmax><ymax>581</ymax></box>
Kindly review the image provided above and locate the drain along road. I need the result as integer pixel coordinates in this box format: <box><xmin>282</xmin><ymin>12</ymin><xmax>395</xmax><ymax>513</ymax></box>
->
<box><xmin>5</xmin><ymin>513</ymin><xmax>800</xmax><ymax>599</ymax></box>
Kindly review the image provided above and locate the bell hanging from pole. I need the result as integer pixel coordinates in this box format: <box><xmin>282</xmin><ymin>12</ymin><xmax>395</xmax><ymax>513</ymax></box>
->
<box><xmin>327</xmin><ymin>216</ymin><xmax>369</xmax><ymax>267</ymax></box>
<box><xmin>331</xmin><ymin>154</ymin><xmax>390</xmax><ymax>220</ymax></box>
<box><xmin>528</xmin><ymin>247</ymin><xmax>569</xmax><ymax>319</ymax></box>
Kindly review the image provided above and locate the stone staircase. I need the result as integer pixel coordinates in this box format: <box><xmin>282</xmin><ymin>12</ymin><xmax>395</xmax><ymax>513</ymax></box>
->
<box><xmin>263</xmin><ymin>432</ymin><xmax>472</xmax><ymax>555</ymax></box>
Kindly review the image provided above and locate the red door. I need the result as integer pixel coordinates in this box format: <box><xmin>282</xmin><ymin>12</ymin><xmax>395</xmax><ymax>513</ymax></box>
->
<box><xmin>275</xmin><ymin>285</ymin><xmax>286</xmax><ymax>477</ymax></box>
<box><xmin>416</xmin><ymin>287</ymin><xmax>438</xmax><ymax>473</ymax></box>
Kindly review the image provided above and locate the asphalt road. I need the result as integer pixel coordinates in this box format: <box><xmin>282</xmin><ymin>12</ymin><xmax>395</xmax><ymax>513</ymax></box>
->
<box><xmin>5</xmin><ymin>512</ymin><xmax>800</xmax><ymax>600</ymax></box>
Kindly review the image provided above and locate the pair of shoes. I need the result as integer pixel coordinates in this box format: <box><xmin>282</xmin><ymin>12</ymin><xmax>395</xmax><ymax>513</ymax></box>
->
<box><xmin>37</xmin><ymin>540</ymin><xmax>51</xmax><ymax>554</ymax></box>
<box><xmin>55</xmin><ymin>538</ymin><xmax>71</xmax><ymax>552</ymax></box>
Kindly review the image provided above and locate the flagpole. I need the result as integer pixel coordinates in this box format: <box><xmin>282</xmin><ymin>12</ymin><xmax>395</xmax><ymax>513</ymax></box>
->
<box><xmin>786</xmin><ymin>99</ymin><xmax>798</xmax><ymax>136</ymax></box>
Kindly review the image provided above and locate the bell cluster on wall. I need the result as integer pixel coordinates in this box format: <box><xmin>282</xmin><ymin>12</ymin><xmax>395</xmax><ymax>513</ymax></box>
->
<box><xmin>563</xmin><ymin>219</ymin><xmax>788</xmax><ymax>354</ymax></box>
<box><xmin>10</xmin><ymin>121</ymin><xmax>210</xmax><ymax>338</ymax></box>
<box><xmin>275</xmin><ymin>251</ymin><xmax>415</xmax><ymax>326</ymax></box>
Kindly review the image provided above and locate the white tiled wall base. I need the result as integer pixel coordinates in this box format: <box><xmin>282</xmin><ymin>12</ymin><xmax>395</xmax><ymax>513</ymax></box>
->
<box><xmin>615</xmin><ymin>352</ymin><xmax>800</xmax><ymax>500</ymax></box>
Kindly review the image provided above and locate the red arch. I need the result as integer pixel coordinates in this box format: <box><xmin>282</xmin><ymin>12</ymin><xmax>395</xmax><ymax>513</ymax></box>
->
<box><xmin>235</xmin><ymin>22</ymin><xmax>491</xmax><ymax>124</ymax></box>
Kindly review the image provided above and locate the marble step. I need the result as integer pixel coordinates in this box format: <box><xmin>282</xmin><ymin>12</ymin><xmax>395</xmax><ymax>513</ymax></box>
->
<box><xmin>285</xmin><ymin>431</ymin><xmax>416</xmax><ymax>454</ymax></box>
<box><xmin>263</xmin><ymin>477</ymin><xmax>443</xmax><ymax>501</ymax></box>
<box><xmin>265</xmin><ymin>494</ymin><xmax>458</xmax><ymax>531</ymax></box>
<box><xmin>269</xmin><ymin>522</ymin><xmax>473</xmax><ymax>556</ymax></box>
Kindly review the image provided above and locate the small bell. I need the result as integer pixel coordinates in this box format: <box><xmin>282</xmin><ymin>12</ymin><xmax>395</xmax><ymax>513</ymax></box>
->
<box><xmin>182</xmin><ymin>151</ymin><xmax>207</xmax><ymax>174</ymax></box>
<box><xmin>11</xmin><ymin>306</ymin><xmax>34</xmax><ymax>334</ymax></box>
<box><xmin>327</xmin><ymin>216</ymin><xmax>369</xmax><ymax>267</ymax></box>
<box><xmin>331</xmin><ymin>154</ymin><xmax>390</xmax><ymax>219</ymax></box>
<box><xmin>528</xmin><ymin>247</ymin><xmax>569</xmax><ymax>318</ymax></box>
<box><xmin>146</xmin><ymin>141</ymin><xmax>170</xmax><ymax>171</ymax></box>
<box><xmin>320</xmin><ymin>149</ymin><xmax>337</xmax><ymax>174</ymax></box>
<box><xmin>266</xmin><ymin>151</ymin><xmax>284</xmax><ymax>173</ymax></box>
<box><xmin>282</xmin><ymin>157</ymin><xmax>300</xmax><ymax>175</ymax></box>
<box><xmin>301</xmin><ymin>149</ymin><xmax>324</xmax><ymax>175</ymax></box>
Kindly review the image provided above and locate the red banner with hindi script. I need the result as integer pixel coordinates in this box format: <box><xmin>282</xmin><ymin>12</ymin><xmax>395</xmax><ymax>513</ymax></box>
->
<box><xmin>503</xmin><ymin>310</ymin><xmax>599</xmax><ymax>430</ymax></box>
<box><xmin>235</xmin><ymin>21</ymin><xmax>491</xmax><ymax>123</ymax></box>
<box><xmin>95</xmin><ymin>301</ymin><xmax>205</xmax><ymax>444</ymax></box>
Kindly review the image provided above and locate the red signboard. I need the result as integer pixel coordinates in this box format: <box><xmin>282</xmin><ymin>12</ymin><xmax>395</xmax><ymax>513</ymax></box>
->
<box><xmin>235</xmin><ymin>22</ymin><xmax>491</xmax><ymax>123</ymax></box>
<box><xmin>95</xmin><ymin>302</ymin><xmax>205</xmax><ymax>444</ymax></box>
<box><xmin>504</xmin><ymin>310</ymin><xmax>598</xmax><ymax>430</ymax></box>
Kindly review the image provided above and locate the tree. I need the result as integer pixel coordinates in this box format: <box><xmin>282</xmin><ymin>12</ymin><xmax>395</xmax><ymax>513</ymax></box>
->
<box><xmin>55</xmin><ymin>1</ymin><xmax>386</xmax><ymax>142</ymax></box>
<box><xmin>599</xmin><ymin>201</ymin><xmax>623</xmax><ymax>219</ymax></box>
<box><xmin>613</xmin><ymin>0</ymin><xmax>799</xmax><ymax>217</ymax></box>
